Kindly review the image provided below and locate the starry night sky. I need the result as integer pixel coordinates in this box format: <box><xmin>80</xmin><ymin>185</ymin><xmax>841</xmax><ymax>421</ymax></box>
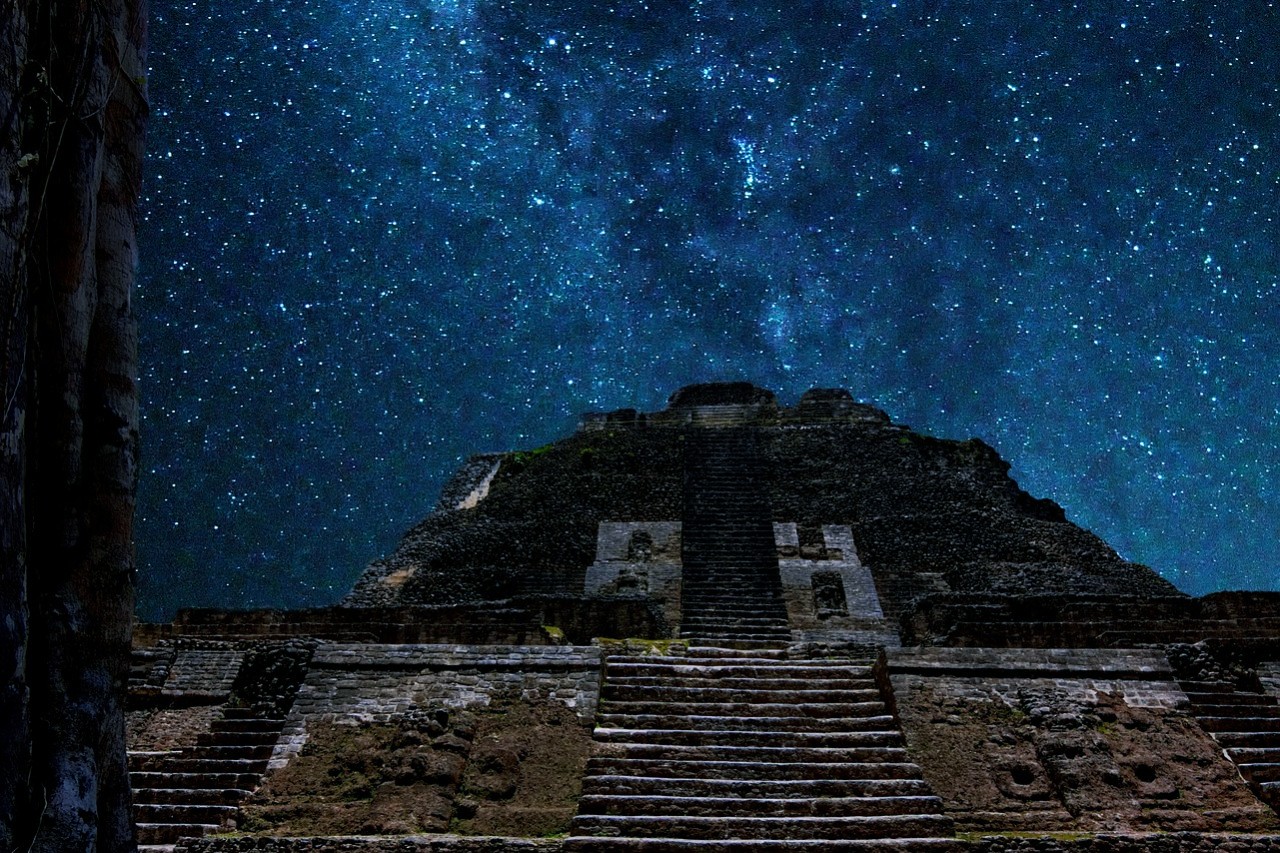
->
<box><xmin>136</xmin><ymin>0</ymin><xmax>1280</xmax><ymax>620</ymax></box>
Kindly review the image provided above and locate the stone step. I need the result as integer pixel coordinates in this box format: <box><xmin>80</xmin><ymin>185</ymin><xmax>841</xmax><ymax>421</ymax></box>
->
<box><xmin>680</xmin><ymin>624</ymin><xmax>791</xmax><ymax>634</ymax></box>
<box><xmin>683</xmin><ymin>574</ymin><xmax>784</xmax><ymax>583</ymax></box>
<box><xmin>606</xmin><ymin>662</ymin><xmax>874</xmax><ymax>678</ymax></box>
<box><xmin>141</xmin><ymin>757</ymin><xmax>270</xmax><ymax>774</ymax></box>
<box><xmin>130</xmin><ymin>771</ymin><xmax>263</xmax><ymax>790</ymax></box>
<box><xmin>681</xmin><ymin>616</ymin><xmax>791</xmax><ymax>626</ymax></box>
<box><xmin>571</xmin><ymin>813</ymin><xmax>954</xmax><ymax>840</ymax></box>
<box><xmin>196</xmin><ymin>730</ymin><xmax>281</xmax><ymax>747</ymax></box>
<box><xmin>683</xmin><ymin>539</ymin><xmax>778</xmax><ymax>546</ymax></box>
<box><xmin>682</xmin><ymin>550</ymin><xmax>779</xmax><ymax>558</ymax></box>
<box><xmin>684</xmin><ymin>534</ymin><xmax>777</xmax><ymax>542</ymax></box>
<box><xmin>680</xmin><ymin>612</ymin><xmax>788</xmax><ymax>617</ymax></box>
<box><xmin>594</xmin><ymin>729</ymin><xmax>903</xmax><ymax>748</ymax></box>
<box><xmin>184</xmin><ymin>744</ymin><xmax>276</xmax><ymax>760</ymax></box>
<box><xmin>135</xmin><ymin>823</ymin><xmax>219</xmax><ymax>845</ymax></box>
<box><xmin>133</xmin><ymin>803</ymin><xmax>237</xmax><ymax>824</ymax></box>
<box><xmin>585</xmin><ymin>758</ymin><xmax>925</xmax><ymax>781</ymax></box>
<box><xmin>1187</xmin><ymin>702</ymin><xmax>1280</xmax><ymax>717</ymax></box>
<box><xmin>681</xmin><ymin>609</ymin><xmax>787</xmax><ymax>619</ymax></box>
<box><xmin>219</xmin><ymin>709</ymin><xmax>283</xmax><ymax>721</ymax></box>
<box><xmin>680</xmin><ymin>639</ymin><xmax>791</xmax><ymax>651</ymax></box>
<box><xmin>681</xmin><ymin>622</ymin><xmax>791</xmax><ymax>631</ymax></box>
<box><xmin>601</xmin><ymin>701</ymin><xmax>885</xmax><ymax>718</ymax></box>
<box><xmin>1225</xmin><ymin>747</ymin><xmax>1280</xmax><ymax>764</ymax></box>
<box><xmin>211</xmin><ymin>717</ymin><xmax>285</xmax><ymax>733</ymax></box>
<box><xmin>577</xmin><ymin>794</ymin><xmax>945</xmax><ymax>818</ymax></box>
<box><xmin>595</xmin><ymin>744</ymin><xmax>909</xmax><ymax>764</ymax></box>
<box><xmin>1213</xmin><ymin>731</ymin><xmax>1280</xmax><ymax>748</ymax></box>
<box><xmin>684</xmin><ymin>647</ymin><xmax>793</xmax><ymax>659</ymax></box>
<box><xmin>132</xmin><ymin>787</ymin><xmax>252</xmax><ymax>805</ymax></box>
<box><xmin>605</xmin><ymin>677</ymin><xmax>874</xmax><ymax>691</ymax></box>
<box><xmin>129</xmin><ymin>751</ymin><xmax>180</xmax><ymax>770</ymax></box>
<box><xmin>681</xmin><ymin>617</ymin><xmax>788</xmax><ymax>627</ymax></box>
<box><xmin>1236</xmin><ymin>763</ymin><xmax>1280</xmax><ymax>782</ymax></box>
<box><xmin>563</xmin><ymin>839</ymin><xmax>963</xmax><ymax>853</ymax></box>
<box><xmin>680</xmin><ymin>606</ymin><xmax>787</xmax><ymax>615</ymax></box>
<box><xmin>684</xmin><ymin>569</ymin><xmax>779</xmax><ymax>576</ymax></box>
<box><xmin>681</xmin><ymin>613</ymin><xmax>788</xmax><ymax>624</ymax></box>
<box><xmin>1180</xmin><ymin>680</ymin><xmax>1240</xmax><ymax>693</ymax></box>
<box><xmin>604</xmin><ymin>687</ymin><xmax>877</xmax><ymax>704</ymax></box>
<box><xmin>682</xmin><ymin>593</ymin><xmax>785</xmax><ymax>602</ymax></box>
<box><xmin>1199</xmin><ymin>716</ymin><xmax>1280</xmax><ymax>733</ymax></box>
<box><xmin>597</xmin><ymin>714</ymin><xmax>898</xmax><ymax>733</ymax></box>
<box><xmin>1187</xmin><ymin>691</ymin><xmax>1278</xmax><ymax>706</ymax></box>
<box><xmin>580</xmin><ymin>776</ymin><xmax>934</xmax><ymax>799</ymax></box>
<box><xmin>678</xmin><ymin>633</ymin><xmax>794</xmax><ymax>643</ymax></box>
<box><xmin>683</xmin><ymin>516</ymin><xmax>772</xmax><ymax>523</ymax></box>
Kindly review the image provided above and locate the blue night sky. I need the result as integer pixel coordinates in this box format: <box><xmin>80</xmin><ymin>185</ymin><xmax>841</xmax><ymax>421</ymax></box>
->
<box><xmin>136</xmin><ymin>0</ymin><xmax>1280</xmax><ymax>620</ymax></box>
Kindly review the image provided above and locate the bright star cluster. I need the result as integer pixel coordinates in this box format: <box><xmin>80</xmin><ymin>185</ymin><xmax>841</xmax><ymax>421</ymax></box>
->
<box><xmin>137</xmin><ymin>0</ymin><xmax>1280</xmax><ymax>619</ymax></box>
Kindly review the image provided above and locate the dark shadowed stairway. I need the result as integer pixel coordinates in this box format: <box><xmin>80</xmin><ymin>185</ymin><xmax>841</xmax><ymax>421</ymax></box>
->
<box><xmin>566</xmin><ymin>426</ymin><xmax>958</xmax><ymax>851</ymax></box>
<box><xmin>130</xmin><ymin>708</ymin><xmax>286</xmax><ymax>849</ymax></box>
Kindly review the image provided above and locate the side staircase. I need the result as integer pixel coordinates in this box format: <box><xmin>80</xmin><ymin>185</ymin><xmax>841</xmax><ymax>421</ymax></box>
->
<box><xmin>1180</xmin><ymin>678</ymin><xmax>1280</xmax><ymax>809</ymax></box>
<box><xmin>566</xmin><ymin>426</ymin><xmax>956</xmax><ymax>851</ymax></box>
<box><xmin>130</xmin><ymin>708</ymin><xmax>285</xmax><ymax>849</ymax></box>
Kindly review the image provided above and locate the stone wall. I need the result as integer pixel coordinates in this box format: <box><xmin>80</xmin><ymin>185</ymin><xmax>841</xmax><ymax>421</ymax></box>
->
<box><xmin>174</xmin><ymin>831</ymin><xmax>1280</xmax><ymax>853</ymax></box>
<box><xmin>887</xmin><ymin>647</ymin><xmax>1280</xmax><ymax>835</ymax></box>
<box><xmin>776</xmin><ymin>523</ymin><xmax>885</xmax><ymax>629</ymax></box>
<box><xmin>971</xmin><ymin>834</ymin><xmax>1280</xmax><ymax>853</ymax></box>
<box><xmin>178</xmin><ymin>836</ymin><xmax>562</xmax><ymax>853</ymax></box>
<box><xmin>166</xmin><ymin>644</ymin><xmax>245</xmax><ymax>695</ymax></box>
<box><xmin>582</xmin><ymin>521</ymin><xmax>683</xmax><ymax>629</ymax></box>
<box><xmin>272</xmin><ymin>644</ymin><xmax>602</xmax><ymax>770</ymax></box>
<box><xmin>139</xmin><ymin>600</ymin><xmax>666</xmax><ymax>647</ymax></box>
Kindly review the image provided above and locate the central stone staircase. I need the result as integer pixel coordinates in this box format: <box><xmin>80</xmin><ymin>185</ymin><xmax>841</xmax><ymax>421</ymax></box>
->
<box><xmin>566</xmin><ymin>426</ymin><xmax>957</xmax><ymax>851</ymax></box>
<box><xmin>678</xmin><ymin>427</ymin><xmax>792</xmax><ymax>651</ymax></box>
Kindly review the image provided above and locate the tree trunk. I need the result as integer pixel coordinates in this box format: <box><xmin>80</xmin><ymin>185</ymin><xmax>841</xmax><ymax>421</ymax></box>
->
<box><xmin>0</xmin><ymin>0</ymin><xmax>147</xmax><ymax>848</ymax></box>
<box><xmin>0</xmin><ymin>3</ymin><xmax>33</xmax><ymax>849</ymax></box>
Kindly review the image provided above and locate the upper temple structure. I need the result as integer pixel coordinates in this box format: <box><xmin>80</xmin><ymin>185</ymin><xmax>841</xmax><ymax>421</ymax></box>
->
<box><xmin>128</xmin><ymin>383</ymin><xmax>1280</xmax><ymax>853</ymax></box>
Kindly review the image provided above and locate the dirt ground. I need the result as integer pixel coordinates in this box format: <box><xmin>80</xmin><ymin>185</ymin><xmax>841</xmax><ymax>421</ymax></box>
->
<box><xmin>896</xmin><ymin>683</ymin><xmax>1280</xmax><ymax>834</ymax></box>
<box><xmin>238</xmin><ymin>702</ymin><xmax>591</xmax><ymax>837</ymax></box>
<box><xmin>451</xmin><ymin>702</ymin><xmax>593</xmax><ymax>837</ymax></box>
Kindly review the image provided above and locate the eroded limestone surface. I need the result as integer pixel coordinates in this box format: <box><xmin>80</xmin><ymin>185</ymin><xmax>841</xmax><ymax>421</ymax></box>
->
<box><xmin>891</xmin><ymin>648</ymin><xmax>1280</xmax><ymax>834</ymax></box>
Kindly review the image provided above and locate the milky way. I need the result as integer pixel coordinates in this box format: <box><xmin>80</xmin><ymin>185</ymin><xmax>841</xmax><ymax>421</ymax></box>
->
<box><xmin>137</xmin><ymin>0</ymin><xmax>1280</xmax><ymax>619</ymax></box>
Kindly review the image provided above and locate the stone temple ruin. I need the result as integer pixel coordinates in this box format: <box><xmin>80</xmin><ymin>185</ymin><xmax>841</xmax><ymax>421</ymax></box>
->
<box><xmin>129</xmin><ymin>383</ymin><xmax>1280</xmax><ymax>853</ymax></box>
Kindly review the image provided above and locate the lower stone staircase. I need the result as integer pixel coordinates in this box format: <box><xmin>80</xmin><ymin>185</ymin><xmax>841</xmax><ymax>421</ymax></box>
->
<box><xmin>130</xmin><ymin>708</ymin><xmax>285</xmax><ymax>849</ymax></box>
<box><xmin>566</xmin><ymin>425</ymin><xmax>956</xmax><ymax>850</ymax></box>
<box><xmin>567</xmin><ymin>649</ymin><xmax>958</xmax><ymax>851</ymax></box>
<box><xmin>1181</xmin><ymin>679</ymin><xmax>1280</xmax><ymax>808</ymax></box>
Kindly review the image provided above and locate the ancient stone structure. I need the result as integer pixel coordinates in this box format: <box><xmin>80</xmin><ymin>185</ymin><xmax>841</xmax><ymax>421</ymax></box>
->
<box><xmin>129</xmin><ymin>383</ymin><xmax>1280</xmax><ymax>852</ymax></box>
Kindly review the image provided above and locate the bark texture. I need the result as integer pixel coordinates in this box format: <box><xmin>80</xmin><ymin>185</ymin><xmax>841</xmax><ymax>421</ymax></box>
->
<box><xmin>0</xmin><ymin>0</ymin><xmax>147</xmax><ymax>849</ymax></box>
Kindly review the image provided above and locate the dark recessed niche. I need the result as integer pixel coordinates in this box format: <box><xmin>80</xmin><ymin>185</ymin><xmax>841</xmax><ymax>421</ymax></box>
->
<box><xmin>1010</xmin><ymin>765</ymin><xmax>1036</xmax><ymax>786</ymax></box>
